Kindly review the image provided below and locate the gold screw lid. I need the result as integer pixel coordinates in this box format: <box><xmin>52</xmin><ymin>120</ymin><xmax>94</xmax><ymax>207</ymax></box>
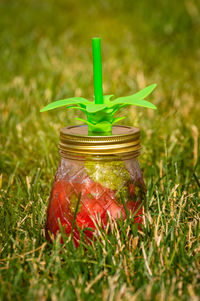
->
<box><xmin>59</xmin><ymin>125</ymin><xmax>141</xmax><ymax>157</ymax></box>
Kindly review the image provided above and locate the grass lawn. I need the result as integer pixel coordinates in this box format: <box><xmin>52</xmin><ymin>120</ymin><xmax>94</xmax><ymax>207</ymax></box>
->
<box><xmin>0</xmin><ymin>0</ymin><xmax>200</xmax><ymax>300</ymax></box>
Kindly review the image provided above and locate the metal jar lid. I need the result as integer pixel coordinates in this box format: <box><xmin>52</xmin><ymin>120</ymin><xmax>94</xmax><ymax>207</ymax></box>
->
<box><xmin>59</xmin><ymin>125</ymin><xmax>141</xmax><ymax>157</ymax></box>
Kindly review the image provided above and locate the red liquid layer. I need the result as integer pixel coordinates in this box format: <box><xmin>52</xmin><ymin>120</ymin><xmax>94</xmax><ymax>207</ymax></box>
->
<box><xmin>46</xmin><ymin>175</ymin><xmax>143</xmax><ymax>247</ymax></box>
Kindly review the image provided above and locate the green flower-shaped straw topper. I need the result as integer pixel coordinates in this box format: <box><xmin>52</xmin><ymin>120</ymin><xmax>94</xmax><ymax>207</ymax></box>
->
<box><xmin>41</xmin><ymin>38</ymin><xmax>157</xmax><ymax>135</ymax></box>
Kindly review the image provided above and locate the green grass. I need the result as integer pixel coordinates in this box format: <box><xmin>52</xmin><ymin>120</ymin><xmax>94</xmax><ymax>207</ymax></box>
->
<box><xmin>0</xmin><ymin>0</ymin><xmax>200</xmax><ymax>299</ymax></box>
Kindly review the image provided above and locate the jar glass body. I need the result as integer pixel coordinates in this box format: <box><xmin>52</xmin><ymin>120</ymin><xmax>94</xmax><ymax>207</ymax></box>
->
<box><xmin>45</xmin><ymin>152</ymin><xmax>146</xmax><ymax>246</ymax></box>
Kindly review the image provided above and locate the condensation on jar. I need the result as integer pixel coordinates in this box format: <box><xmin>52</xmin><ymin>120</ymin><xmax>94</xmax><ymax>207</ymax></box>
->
<box><xmin>45</xmin><ymin>125</ymin><xmax>146</xmax><ymax>246</ymax></box>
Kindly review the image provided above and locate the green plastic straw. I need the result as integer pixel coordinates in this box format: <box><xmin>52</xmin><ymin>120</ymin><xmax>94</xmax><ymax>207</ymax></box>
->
<box><xmin>92</xmin><ymin>37</ymin><xmax>103</xmax><ymax>104</ymax></box>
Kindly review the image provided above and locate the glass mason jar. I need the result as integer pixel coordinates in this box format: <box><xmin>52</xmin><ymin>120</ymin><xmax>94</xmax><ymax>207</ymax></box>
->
<box><xmin>45</xmin><ymin>125</ymin><xmax>146</xmax><ymax>246</ymax></box>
